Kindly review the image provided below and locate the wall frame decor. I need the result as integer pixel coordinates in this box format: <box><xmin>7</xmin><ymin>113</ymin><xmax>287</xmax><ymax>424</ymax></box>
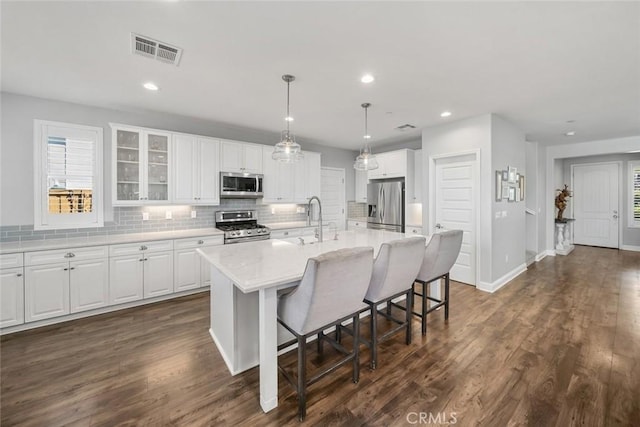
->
<box><xmin>518</xmin><ymin>175</ymin><xmax>525</xmax><ymax>201</ymax></box>
<box><xmin>495</xmin><ymin>170</ymin><xmax>503</xmax><ymax>201</ymax></box>
<box><xmin>508</xmin><ymin>166</ymin><xmax>517</xmax><ymax>183</ymax></box>
<box><xmin>508</xmin><ymin>187</ymin><xmax>516</xmax><ymax>202</ymax></box>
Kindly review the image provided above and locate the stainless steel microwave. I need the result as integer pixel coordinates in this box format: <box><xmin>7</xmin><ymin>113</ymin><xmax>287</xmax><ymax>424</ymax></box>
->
<box><xmin>220</xmin><ymin>172</ymin><xmax>263</xmax><ymax>198</ymax></box>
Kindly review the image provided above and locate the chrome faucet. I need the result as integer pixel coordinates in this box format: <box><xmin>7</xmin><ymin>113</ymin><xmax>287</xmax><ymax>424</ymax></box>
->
<box><xmin>307</xmin><ymin>196</ymin><xmax>323</xmax><ymax>242</ymax></box>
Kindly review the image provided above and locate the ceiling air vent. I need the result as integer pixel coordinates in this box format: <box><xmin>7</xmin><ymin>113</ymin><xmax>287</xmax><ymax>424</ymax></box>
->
<box><xmin>395</xmin><ymin>124</ymin><xmax>417</xmax><ymax>132</ymax></box>
<box><xmin>131</xmin><ymin>33</ymin><xmax>182</xmax><ymax>66</ymax></box>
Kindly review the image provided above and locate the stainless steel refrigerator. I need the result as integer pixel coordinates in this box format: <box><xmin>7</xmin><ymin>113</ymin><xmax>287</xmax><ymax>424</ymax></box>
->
<box><xmin>367</xmin><ymin>179</ymin><xmax>405</xmax><ymax>232</ymax></box>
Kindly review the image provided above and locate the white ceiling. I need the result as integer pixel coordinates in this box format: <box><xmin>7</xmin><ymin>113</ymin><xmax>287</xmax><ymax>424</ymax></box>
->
<box><xmin>2</xmin><ymin>1</ymin><xmax>639</xmax><ymax>149</ymax></box>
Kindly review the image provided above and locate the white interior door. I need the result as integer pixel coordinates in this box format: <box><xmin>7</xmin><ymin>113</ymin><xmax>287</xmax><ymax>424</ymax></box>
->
<box><xmin>320</xmin><ymin>168</ymin><xmax>346</xmax><ymax>230</ymax></box>
<box><xmin>434</xmin><ymin>158</ymin><xmax>476</xmax><ymax>286</ymax></box>
<box><xmin>572</xmin><ymin>163</ymin><xmax>619</xmax><ymax>248</ymax></box>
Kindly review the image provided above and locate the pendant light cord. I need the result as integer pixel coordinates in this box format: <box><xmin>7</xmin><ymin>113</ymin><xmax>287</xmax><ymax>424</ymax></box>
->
<box><xmin>286</xmin><ymin>80</ymin><xmax>290</xmax><ymax>134</ymax></box>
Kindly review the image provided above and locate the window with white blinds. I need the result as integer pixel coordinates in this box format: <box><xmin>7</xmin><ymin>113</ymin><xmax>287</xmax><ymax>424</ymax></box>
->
<box><xmin>631</xmin><ymin>161</ymin><xmax>640</xmax><ymax>227</ymax></box>
<box><xmin>34</xmin><ymin>120</ymin><xmax>103</xmax><ymax>230</ymax></box>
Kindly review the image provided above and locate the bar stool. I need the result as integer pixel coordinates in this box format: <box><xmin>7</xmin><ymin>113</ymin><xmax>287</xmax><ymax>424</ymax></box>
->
<box><xmin>357</xmin><ymin>237</ymin><xmax>426</xmax><ymax>369</ymax></box>
<box><xmin>412</xmin><ymin>230</ymin><xmax>463</xmax><ymax>335</ymax></box>
<box><xmin>277</xmin><ymin>246</ymin><xmax>374</xmax><ymax>421</ymax></box>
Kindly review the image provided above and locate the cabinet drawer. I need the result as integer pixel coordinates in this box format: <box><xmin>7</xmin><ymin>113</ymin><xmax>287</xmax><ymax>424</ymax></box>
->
<box><xmin>406</xmin><ymin>226</ymin><xmax>423</xmax><ymax>235</ymax></box>
<box><xmin>348</xmin><ymin>220</ymin><xmax>367</xmax><ymax>230</ymax></box>
<box><xmin>1</xmin><ymin>253</ymin><xmax>24</xmax><ymax>269</ymax></box>
<box><xmin>109</xmin><ymin>240</ymin><xmax>173</xmax><ymax>256</ymax></box>
<box><xmin>174</xmin><ymin>235</ymin><xmax>223</xmax><ymax>249</ymax></box>
<box><xmin>270</xmin><ymin>229</ymin><xmax>302</xmax><ymax>239</ymax></box>
<box><xmin>25</xmin><ymin>246</ymin><xmax>108</xmax><ymax>266</ymax></box>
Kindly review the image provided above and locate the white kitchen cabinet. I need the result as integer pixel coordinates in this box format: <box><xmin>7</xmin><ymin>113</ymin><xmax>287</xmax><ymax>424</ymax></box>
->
<box><xmin>263</xmin><ymin>148</ymin><xmax>321</xmax><ymax>203</ymax></box>
<box><xmin>303</xmin><ymin>152</ymin><xmax>322</xmax><ymax>201</ymax></box>
<box><xmin>347</xmin><ymin>219</ymin><xmax>367</xmax><ymax>230</ymax></box>
<box><xmin>109</xmin><ymin>241</ymin><xmax>174</xmax><ymax>303</ymax></box>
<box><xmin>144</xmin><ymin>251</ymin><xmax>174</xmax><ymax>298</ymax></box>
<box><xmin>220</xmin><ymin>141</ymin><xmax>263</xmax><ymax>174</ymax></box>
<box><xmin>367</xmin><ymin>150</ymin><xmax>408</xmax><ymax>180</ymax></box>
<box><xmin>69</xmin><ymin>258</ymin><xmax>109</xmax><ymax>313</ymax></box>
<box><xmin>412</xmin><ymin>149</ymin><xmax>422</xmax><ymax>203</ymax></box>
<box><xmin>112</xmin><ymin>124</ymin><xmax>172</xmax><ymax>205</ymax></box>
<box><xmin>0</xmin><ymin>267</ymin><xmax>24</xmax><ymax>328</ymax></box>
<box><xmin>174</xmin><ymin>236</ymin><xmax>223</xmax><ymax>291</ymax></box>
<box><xmin>25</xmin><ymin>262</ymin><xmax>70</xmax><ymax>322</ymax></box>
<box><xmin>172</xmin><ymin>134</ymin><xmax>220</xmax><ymax>205</ymax></box>
<box><xmin>24</xmin><ymin>246</ymin><xmax>109</xmax><ymax>321</ymax></box>
<box><xmin>355</xmin><ymin>170</ymin><xmax>368</xmax><ymax>203</ymax></box>
<box><xmin>262</xmin><ymin>146</ymin><xmax>294</xmax><ymax>203</ymax></box>
<box><xmin>109</xmin><ymin>255</ymin><xmax>144</xmax><ymax>304</ymax></box>
<box><xmin>406</xmin><ymin>226</ymin><xmax>423</xmax><ymax>235</ymax></box>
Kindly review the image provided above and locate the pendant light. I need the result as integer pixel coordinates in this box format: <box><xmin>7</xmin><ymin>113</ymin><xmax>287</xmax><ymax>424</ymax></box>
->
<box><xmin>272</xmin><ymin>74</ymin><xmax>303</xmax><ymax>163</ymax></box>
<box><xmin>353</xmin><ymin>103</ymin><xmax>379</xmax><ymax>170</ymax></box>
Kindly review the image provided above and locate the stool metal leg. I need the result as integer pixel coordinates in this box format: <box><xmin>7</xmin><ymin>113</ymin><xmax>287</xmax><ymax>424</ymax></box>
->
<box><xmin>353</xmin><ymin>314</ymin><xmax>360</xmax><ymax>383</ymax></box>
<box><xmin>444</xmin><ymin>273</ymin><xmax>450</xmax><ymax>320</ymax></box>
<box><xmin>297</xmin><ymin>335</ymin><xmax>307</xmax><ymax>421</ymax></box>
<box><xmin>370</xmin><ymin>303</ymin><xmax>377</xmax><ymax>370</ymax></box>
<box><xmin>406</xmin><ymin>289</ymin><xmax>413</xmax><ymax>345</ymax></box>
<box><xmin>421</xmin><ymin>280</ymin><xmax>427</xmax><ymax>335</ymax></box>
<box><xmin>317</xmin><ymin>331</ymin><xmax>324</xmax><ymax>355</ymax></box>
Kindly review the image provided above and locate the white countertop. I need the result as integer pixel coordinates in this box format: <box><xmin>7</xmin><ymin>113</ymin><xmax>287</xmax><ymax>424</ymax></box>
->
<box><xmin>262</xmin><ymin>221</ymin><xmax>316</xmax><ymax>230</ymax></box>
<box><xmin>0</xmin><ymin>228</ymin><xmax>224</xmax><ymax>254</ymax></box>
<box><xmin>347</xmin><ymin>217</ymin><xmax>367</xmax><ymax>222</ymax></box>
<box><xmin>197</xmin><ymin>228</ymin><xmax>430</xmax><ymax>293</ymax></box>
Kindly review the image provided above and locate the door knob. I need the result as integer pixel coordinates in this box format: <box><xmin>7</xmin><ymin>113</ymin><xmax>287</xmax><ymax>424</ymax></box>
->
<box><xmin>435</xmin><ymin>223</ymin><xmax>443</xmax><ymax>229</ymax></box>
<box><xmin>613</xmin><ymin>215</ymin><xmax>618</xmax><ymax>219</ymax></box>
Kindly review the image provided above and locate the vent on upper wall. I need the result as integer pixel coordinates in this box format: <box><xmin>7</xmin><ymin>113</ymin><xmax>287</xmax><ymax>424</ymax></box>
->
<box><xmin>395</xmin><ymin>124</ymin><xmax>417</xmax><ymax>132</ymax></box>
<box><xmin>131</xmin><ymin>33</ymin><xmax>182</xmax><ymax>66</ymax></box>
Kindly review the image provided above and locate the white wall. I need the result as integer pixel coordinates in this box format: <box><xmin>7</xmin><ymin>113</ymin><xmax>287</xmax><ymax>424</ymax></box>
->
<box><xmin>525</xmin><ymin>141</ymin><xmax>539</xmax><ymax>255</ymax></box>
<box><xmin>0</xmin><ymin>92</ymin><xmax>358</xmax><ymax>226</ymax></box>
<box><xmin>543</xmin><ymin>135</ymin><xmax>640</xmax><ymax>252</ymax></box>
<box><xmin>562</xmin><ymin>153</ymin><xmax>640</xmax><ymax>248</ymax></box>
<box><xmin>537</xmin><ymin>143</ymin><xmax>547</xmax><ymax>255</ymax></box>
<box><xmin>490</xmin><ymin>115</ymin><xmax>526</xmax><ymax>281</ymax></box>
<box><xmin>421</xmin><ymin>114</ymin><xmax>492</xmax><ymax>284</ymax></box>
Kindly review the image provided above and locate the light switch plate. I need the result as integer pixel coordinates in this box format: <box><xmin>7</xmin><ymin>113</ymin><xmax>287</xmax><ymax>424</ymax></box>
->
<box><xmin>191</xmin><ymin>210</ymin><xmax>197</xmax><ymax>218</ymax></box>
<box><xmin>142</xmin><ymin>212</ymin><xmax>149</xmax><ymax>221</ymax></box>
<box><xmin>165</xmin><ymin>211</ymin><xmax>172</xmax><ymax>220</ymax></box>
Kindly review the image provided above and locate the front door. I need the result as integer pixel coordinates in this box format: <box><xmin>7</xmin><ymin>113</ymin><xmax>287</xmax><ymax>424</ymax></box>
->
<box><xmin>434</xmin><ymin>157</ymin><xmax>476</xmax><ymax>286</ymax></box>
<box><xmin>572</xmin><ymin>163</ymin><xmax>619</xmax><ymax>248</ymax></box>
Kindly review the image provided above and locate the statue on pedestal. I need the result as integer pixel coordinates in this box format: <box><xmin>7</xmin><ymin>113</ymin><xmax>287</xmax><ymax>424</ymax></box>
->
<box><xmin>555</xmin><ymin>184</ymin><xmax>572</xmax><ymax>221</ymax></box>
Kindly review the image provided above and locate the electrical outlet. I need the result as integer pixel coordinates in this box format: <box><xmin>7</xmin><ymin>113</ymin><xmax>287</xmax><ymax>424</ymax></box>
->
<box><xmin>165</xmin><ymin>211</ymin><xmax>172</xmax><ymax>220</ymax></box>
<box><xmin>271</xmin><ymin>208</ymin><xmax>276</xmax><ymax>215</ymax></box>
<box><xmin>191</xmin><ymin>210</ymin><xmax>197</xmax><ymax>218</ymax></box>
<box><xmin>142</xmin><ymin>212</ymin><xmax>149</xmax><ymax>221</ymax></box>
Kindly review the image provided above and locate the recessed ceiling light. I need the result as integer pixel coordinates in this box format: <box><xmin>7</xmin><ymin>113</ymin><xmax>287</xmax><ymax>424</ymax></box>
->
<box><xmin>143</xmin><ymin>82</ymin><xmax>159</xmax><ymax>91</ymax></box>
<box><xmin>440</xmin><ymin>111</ymin><xmax>452</xmax><ymax>118</ymax></box>
<box><xmin>363</xmin><ymin>135</ymin><xmax>372</xmax><ymax>139</ymax></box>
<box><xmin>361</xmin><ymin>74</ymin><xmax>375</xmax><ymax>84</ymax></box>
<box><xmin>565</xmin><ymin>131</ymin><xmax>576</xmax><ymax>136</ymax></box>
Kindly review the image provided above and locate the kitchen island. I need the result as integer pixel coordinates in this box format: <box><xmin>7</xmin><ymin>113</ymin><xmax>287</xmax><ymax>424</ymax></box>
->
<box><xmin>197</xmin><ymin>228</ymin><xmax>428</xmax><ymax>413</ymax></box>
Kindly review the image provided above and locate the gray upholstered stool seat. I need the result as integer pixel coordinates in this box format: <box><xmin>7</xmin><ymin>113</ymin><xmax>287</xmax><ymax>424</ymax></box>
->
<box><xmin>277</xmin><ymin>246</ymin><xmax>374</xmax><ymax>421</ymax></box>
<box><xmin>339</xmin><ymin>237</ymin><xmax>426</xmax><ymax>370</ymax></box>
<box><xmin>411</xmin><ymin>230</ymin><xmax>463</xmax><ymax>335</ymax></box>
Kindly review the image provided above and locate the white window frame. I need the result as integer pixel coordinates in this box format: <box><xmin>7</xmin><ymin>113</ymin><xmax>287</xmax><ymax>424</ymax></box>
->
<box><xmin>629</xmin><ymin>160</ymin><xmax>640</xmax><ymax>228</ymax></box>
<box><xmin>34</xmin><ymin>120</ymin><xmax>104</xmax><ymax>230</ymax></box>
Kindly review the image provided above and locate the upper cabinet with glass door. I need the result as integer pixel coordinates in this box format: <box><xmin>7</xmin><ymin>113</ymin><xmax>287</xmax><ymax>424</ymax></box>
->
<box><xmin>111</xmin><ymin>124</ymin><xmax>171</xmax><ymax>205</ymax></box>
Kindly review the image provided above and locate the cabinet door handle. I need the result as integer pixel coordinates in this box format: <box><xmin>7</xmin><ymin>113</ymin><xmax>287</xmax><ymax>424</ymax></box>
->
<box><xmin>16</xmin><ymin>273</ymin><xmax>22</xmax><ymax>277</ymax></box>
<box><xmin>198</xmin><ymin>240</ymin><xmax>204</xmax><ymax>244</ymax></box>
<box><xmin>63</xmin><ymin>268</ymin><xmax>69</xmax><ymax>271</ymax></box>
<box><xmin>140</xmin><ymin>245</ymin><xmax>147</xmax><ymax>251</ymax></box>
<box><xmin>139</xmin><ymin>259</ymin><xmax>144</xmax><ymax>262</ymax></box>
<box><xmin>70</xmin><ymin>267</ymin><xmax>76</xmax><ymax>270</ymax></box>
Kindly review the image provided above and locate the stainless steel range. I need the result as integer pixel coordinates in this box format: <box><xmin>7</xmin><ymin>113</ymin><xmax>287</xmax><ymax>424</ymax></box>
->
<box><xmin>215</xmin><ymin>210</ymin><xmax>271</xmax><ymax>244</ymax></box>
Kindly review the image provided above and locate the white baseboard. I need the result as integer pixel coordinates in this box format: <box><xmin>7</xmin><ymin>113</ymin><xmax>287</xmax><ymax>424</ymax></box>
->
<box><xmin>209</xmin><ymin>327</ymin><xmax>242</xmax><ymax>376</ymax></box>
<box><xmin>477</xmin><ymin>263</ymin><xmax>527</xmax><ymax>294</ymax></box>
<box><xmin>1</xmin><ymin>287</ymin><xmax>208</xmax><ymax>336</ymax></box>
<box><xmin>621</xmin><ymin>245</ymin><xmax>640</xmax><ymax>252</ymax></box>
<box><xmin>535</xmin><ymin>251</ymin><xmax>548</xmax><ymax>262</ymax></box>
<box><xmin>545</xmin><ymin>249</ymin><xmax>556</xmax><ymax>257</ymax></box>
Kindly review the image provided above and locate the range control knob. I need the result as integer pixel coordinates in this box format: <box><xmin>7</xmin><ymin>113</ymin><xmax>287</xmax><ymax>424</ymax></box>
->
<box><xmin>247</xmin><ymin>230</ymin><xmax>252</xmax><ymax>235</ymax></box>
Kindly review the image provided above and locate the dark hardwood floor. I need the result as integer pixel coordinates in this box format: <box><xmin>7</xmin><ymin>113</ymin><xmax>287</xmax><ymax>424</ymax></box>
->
<box><xmin>1</xmin><ymin>245</ymin><xmax>639</xmax><ymax>426</ymax></box>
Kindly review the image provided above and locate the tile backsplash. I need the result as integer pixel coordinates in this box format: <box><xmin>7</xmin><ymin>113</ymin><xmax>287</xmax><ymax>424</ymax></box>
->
<box><xmin>0</xmin><ymin>200</ymin><xmax>308</xmax><ymax>243</ymax></box>
<box><xmin>347</xmin><ymin>201</ymin><xmax>367</xmax><ymax>219</ymax></box>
